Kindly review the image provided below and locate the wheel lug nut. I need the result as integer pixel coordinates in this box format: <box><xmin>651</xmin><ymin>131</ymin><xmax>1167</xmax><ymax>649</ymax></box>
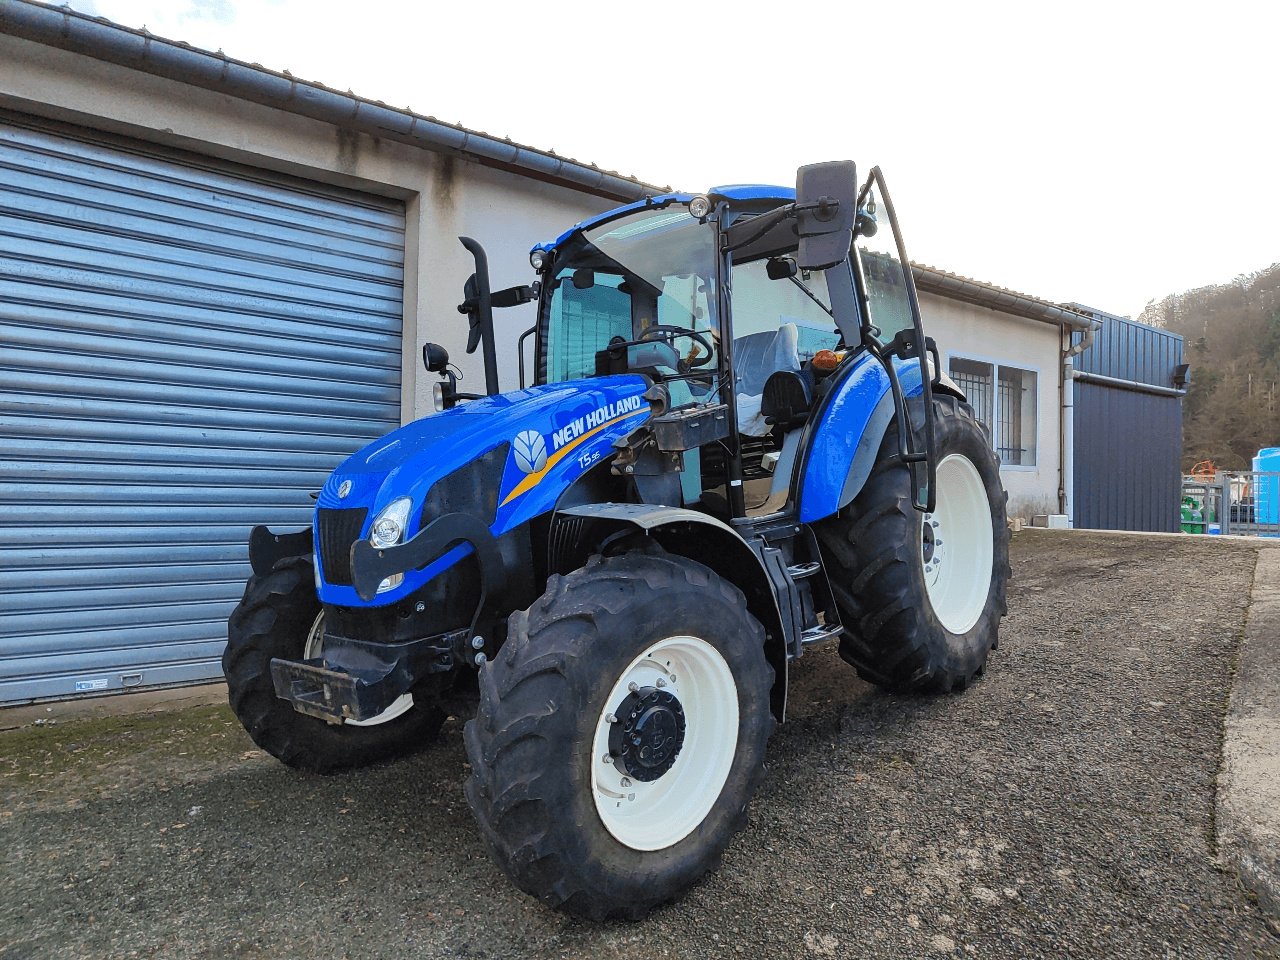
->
<box><xmin>655</xmin><ymin>678</ymin><xmax>666</xmax><ymax>688</ymax></box>
<box><xmin>627</xmin><ymin>682</ymin><xmax>639</xmax><ymax>693</ymax></box>
<box><xmin>620</xmin><ymin>777</ymin><xmax>632</xmax><ymax>788</ymax></box>
<box><xmin>602</xmin><ymin>753</ymin><xmax>613</xmax><ymax>764</ymax></box>
<box><xmin>606</xmin><ymin>713</ymin><xmax>618</xmax><ymax>724</ymax></box>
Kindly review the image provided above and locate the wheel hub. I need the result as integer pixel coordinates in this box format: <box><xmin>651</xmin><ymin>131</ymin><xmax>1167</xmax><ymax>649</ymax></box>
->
<box><xmin>608</xmin><ymin>686</ymin><xmax>686</xmax><ymax>782</ymax></box>
<box><xmin>922</xmin><ymin>517</ymin><xmax>938</xmax><ymax>564</ymax></box>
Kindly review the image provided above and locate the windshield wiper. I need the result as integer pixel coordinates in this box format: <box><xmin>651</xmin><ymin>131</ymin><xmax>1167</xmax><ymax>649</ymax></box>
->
<box><xmin>787</xmin><ymin>275</ymin><xmax>834</xmax><ymax>319</ymax></box>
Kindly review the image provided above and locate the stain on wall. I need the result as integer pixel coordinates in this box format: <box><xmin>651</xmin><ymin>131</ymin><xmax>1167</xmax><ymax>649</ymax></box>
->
<box><xmin>335</xmin><ymin>127</ymin><xmax>360</xmax><ymax>174</ymax></box>
<box><xmin>432</xmin><ymin>154</ymin><xmax>456</xmax><ymax>209</ymax></box>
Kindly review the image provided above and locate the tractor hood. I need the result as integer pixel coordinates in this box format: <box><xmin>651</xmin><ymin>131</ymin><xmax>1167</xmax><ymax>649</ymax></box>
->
<box><xmin>314</xmin><ymin>375</ymin><xmax>651</xmax><ymax>606</ymax></box>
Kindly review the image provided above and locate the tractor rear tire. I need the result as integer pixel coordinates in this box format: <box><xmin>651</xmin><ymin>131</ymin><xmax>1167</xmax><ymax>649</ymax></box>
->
<box><xmin>463</xmin><ymin>552</ymin><xmax>774</xmax><ymax>920</ymax></box>
<box><xmin>223</xmin><ymin>555</ymin><xmax>446</xmax><ymax>774</ymax></box>
<box><xmin>815</xmin><ymin>394</ymin><xmax>1010</xmax><ymax>692</ymax></box>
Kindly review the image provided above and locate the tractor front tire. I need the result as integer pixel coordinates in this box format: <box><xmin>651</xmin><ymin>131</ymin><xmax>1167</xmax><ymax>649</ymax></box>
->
<box><xmin>815</xmin><ymin>394</ymin><xmax>1010</xmax><ymax>692</ymax></box>
<box><xmin>223</xmin><ymin>556</ymin><xmax>445</xmax><ymax>774</ymax></box>
<box><xmin>463</xmin><ymin>552</ymin><xmax>774</xmax><ymax>920</ymax></box>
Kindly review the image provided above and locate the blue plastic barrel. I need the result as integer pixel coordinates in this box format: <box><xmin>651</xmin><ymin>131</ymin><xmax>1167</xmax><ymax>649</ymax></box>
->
<box><xmin>1255</xmin><ymin>447</ymin><xmax>1280</xmax><ymax>524</ymax></box>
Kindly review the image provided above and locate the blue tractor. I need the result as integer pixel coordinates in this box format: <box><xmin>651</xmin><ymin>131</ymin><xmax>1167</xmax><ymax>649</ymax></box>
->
<box><xmin>225</xmin><ymin>161</ymin><xmax>1009</xmax><ymax>919</ymax></box>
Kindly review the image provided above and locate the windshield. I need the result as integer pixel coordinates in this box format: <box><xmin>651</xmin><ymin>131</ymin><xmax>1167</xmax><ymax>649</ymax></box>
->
<box><xmin>540</xmin><ymin>206</ymin><xmax>718</xmax><ymax>390</ymax></box>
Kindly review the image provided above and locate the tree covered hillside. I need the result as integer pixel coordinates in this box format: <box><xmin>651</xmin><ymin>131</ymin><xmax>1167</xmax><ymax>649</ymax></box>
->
<box><xmin>1139</xmin><ymin>264</ymin><xmax>1280</xmax><ymax>470</ymax></box>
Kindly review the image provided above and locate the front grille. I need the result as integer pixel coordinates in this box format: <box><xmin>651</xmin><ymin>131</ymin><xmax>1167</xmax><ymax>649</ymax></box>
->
<box><xmin>420</xmin><ymin>442</ymin><xmax>509</xmax><ymax>530</ymax></box>
<box><xmin>316</xmin><ymin>507</ymin><xmax>368</xmax><ymax>587</ymax></box>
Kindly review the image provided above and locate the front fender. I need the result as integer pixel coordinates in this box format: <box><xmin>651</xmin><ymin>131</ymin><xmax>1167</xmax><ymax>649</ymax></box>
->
<box><xmin>555</xmin><ymin>503</ymin><xmax>789</xmax><ymax>722</ymax></box>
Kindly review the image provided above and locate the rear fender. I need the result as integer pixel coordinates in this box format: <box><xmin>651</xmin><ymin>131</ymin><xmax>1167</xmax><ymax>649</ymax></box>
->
<box><xmin>553</xmin><ymin>503</ymin><xmax>789</xmax><ymax>722</ymax></box>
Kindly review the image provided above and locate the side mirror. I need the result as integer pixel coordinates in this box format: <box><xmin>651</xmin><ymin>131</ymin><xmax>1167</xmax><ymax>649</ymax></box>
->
<box><xmin>795</xmin><ymin>160</ymin><xmax>856</xmax><ymax>271</ymax></box>
<box><xmin>422</xmin><ymin>342</ymin><xmax>450</xmax><ymax>373</ymax></box>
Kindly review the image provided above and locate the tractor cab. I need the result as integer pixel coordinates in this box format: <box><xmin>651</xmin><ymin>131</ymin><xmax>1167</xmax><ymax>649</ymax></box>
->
<box><xmin>534</xmin><ymin>187</ymin><xmax>839</xmax><ymax>519</ymax></box>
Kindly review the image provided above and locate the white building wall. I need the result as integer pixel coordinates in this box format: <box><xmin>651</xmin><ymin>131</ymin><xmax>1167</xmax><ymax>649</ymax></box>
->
<box><xmin>919</xmin><ymin>291</ymin><xmax>1063</xmax><ymax>520</ymax></box>
<box><xmin>0</xmin><ymin>33</ymin><xmax>614</xmax><ymax>423</ymax></box>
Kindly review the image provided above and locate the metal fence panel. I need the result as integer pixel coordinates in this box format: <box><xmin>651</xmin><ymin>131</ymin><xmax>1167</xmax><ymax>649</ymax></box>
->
<box><xmin>1182</xmin><ymin>472</ymin><xmax>1280</xmax><ymax>538</ymax></box>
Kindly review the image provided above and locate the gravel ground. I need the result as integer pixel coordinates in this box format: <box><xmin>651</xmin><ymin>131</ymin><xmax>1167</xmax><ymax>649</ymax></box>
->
<box><xmin>2</xmin><ymin>531</ymin><xmax>1277</xmax><ymax>959</ymax></box>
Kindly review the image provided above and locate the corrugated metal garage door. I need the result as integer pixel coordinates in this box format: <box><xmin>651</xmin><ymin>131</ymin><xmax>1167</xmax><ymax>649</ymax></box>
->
<box><xmin>0</xmin><ymin>116</ymin><xmax>405</xmax><ymax>704</ymax></box>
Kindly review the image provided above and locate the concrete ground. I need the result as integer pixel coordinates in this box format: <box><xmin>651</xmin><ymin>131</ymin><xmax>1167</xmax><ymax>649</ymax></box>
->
<box><xmin>1219</xmin><ymin>547</ymin><xmax>1280</xmax><ymax>917</ymax></box>
<box><xmin>2</xmin><ymin>531</ymin><xmax>1278</xmax><ymax>959</ymax></box>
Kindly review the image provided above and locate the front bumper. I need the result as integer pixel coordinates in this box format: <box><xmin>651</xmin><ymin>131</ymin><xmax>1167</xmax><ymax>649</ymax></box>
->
<box><xmin>270</xmin><ymin>630</ymin><xmax>463</xmax><ymax>724</ymax></box>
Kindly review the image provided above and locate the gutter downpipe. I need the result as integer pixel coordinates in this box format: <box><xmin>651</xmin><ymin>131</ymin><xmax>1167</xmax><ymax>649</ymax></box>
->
<box><xmin>1060</xmin><ymin>319</ymin><xmax>1102</xmax><ymax>524</ymax></box>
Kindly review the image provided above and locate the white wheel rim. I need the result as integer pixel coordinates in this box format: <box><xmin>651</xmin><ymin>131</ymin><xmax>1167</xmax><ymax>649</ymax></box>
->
<box><xmin>591</xmin><ymin>635</ymin><xmax>739</xmax><ymax>851</ymax></box>
<box><xmin>921</xmin><ymin>453</ymin><xmax>994</xmax><ymax>635</ymax></box>
<box><xmin>302</xmin><ymin>613</ymin><xmax>414</xmax><ymax>727</ymax></box>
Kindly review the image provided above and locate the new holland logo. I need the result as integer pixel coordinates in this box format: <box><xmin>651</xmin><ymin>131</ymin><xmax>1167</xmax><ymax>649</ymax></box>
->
<box><xmin>337</xmin><ymin>479</ymin><xmax>352</xmax><ymax>499</ymax></box>
<box><xmin>513</xmin><ymin>430</ymin><xmax>548</xmax><ymax>474</ymax></box>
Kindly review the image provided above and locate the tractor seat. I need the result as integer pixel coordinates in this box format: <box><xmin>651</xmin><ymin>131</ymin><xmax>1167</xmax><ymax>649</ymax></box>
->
<box><xmin>761</xmin><ymin>370</ymin><xmax>813</xmax><ymax>431</ymax></box>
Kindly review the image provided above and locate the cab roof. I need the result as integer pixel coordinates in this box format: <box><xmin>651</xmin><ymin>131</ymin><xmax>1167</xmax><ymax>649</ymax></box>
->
<box><xmin>534</xmin><ymin>184</ymin><xmax>796</xmax><ymax>256</ymax></box>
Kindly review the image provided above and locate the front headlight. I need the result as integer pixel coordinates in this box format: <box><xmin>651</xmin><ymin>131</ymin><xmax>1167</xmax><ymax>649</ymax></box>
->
<box><xmin>369</xmin><ymin>497</ymin><xmax>412</xmax><ymax>593</ymax></box>
<box><xmin>369</xmin><ymin>497</ymin><xmax>412</xmax><ymax>549</ymax></box>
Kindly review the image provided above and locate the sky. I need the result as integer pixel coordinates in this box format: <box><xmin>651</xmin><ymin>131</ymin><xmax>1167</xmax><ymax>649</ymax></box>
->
<box><xmin>70</xmin><ymin>0</ymin><xmax>1279</xmax><ymax>320</ymax></box>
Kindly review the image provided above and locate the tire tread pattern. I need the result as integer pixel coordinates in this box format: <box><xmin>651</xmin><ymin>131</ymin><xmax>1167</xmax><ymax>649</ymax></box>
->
<box><xmin>815</xmin><ymin>395</ymin><xmax>1011</xmax><ymax>693</ymax></box>
<box><xmin>464</xmin><ymin>552</ymin><xmax>774</xmax><ymax>920</ymax></box>
<box><xmin>222</xmin><ymin>556</ymin><xmax>444</xmax><ymax>774</ymax></box>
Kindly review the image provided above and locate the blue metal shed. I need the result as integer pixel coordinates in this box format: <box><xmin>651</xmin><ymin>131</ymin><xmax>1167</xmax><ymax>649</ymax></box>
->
<box><xmin>1070</xmin><ymin>306</ymin><xmax>1186</xmax><ymax>532</ymax></box>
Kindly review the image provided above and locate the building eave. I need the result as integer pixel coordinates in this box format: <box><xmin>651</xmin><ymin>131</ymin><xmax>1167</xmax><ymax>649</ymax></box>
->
<box><xmin>0</xmin><ymin>0</ymin><xmax>664</xmax><ymax>203</ymax></box>
<box><xmin>912</xmin><ymin>263</ymin><xmax>1097</xmax><ymax>333</ymax></box>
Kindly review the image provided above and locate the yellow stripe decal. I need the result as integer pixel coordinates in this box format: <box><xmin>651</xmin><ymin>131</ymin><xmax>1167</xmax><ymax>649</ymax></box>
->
<box><xmin>499</xmin><ymin>408</ymin><xmax>648</xmax><ymax>507</ymax></box>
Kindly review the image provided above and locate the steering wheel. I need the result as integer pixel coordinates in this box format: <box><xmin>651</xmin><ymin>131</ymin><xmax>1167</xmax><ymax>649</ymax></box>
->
<box><xmin>638</xmin><ymin>324</ymin><xmax>715</xmax><ymax>368</ymax></box>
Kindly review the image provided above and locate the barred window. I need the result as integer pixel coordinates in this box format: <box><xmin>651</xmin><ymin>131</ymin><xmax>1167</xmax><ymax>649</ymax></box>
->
<box><xmin>948</xmin><ymin>358</ymin><xmax>1037</xmax><ymax>467</ymax></box>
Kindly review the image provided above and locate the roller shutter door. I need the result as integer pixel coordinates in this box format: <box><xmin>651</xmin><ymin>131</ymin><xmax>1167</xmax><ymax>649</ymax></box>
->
<box><xmin>0</xmin><ymin>117</ymin><xmax>405</xmax><ymax>703</ymax></box>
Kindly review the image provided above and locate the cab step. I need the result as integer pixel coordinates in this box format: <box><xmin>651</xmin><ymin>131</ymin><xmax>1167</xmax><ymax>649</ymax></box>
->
<box><xmin>800</xmin><ymin>623</ymin><xmax>843</xmax><ymax>646</ymax></box>
<box><xmin>787</xmin><ymin>561</ymin><xmax>822</xmax><ymax>580</ymax></box>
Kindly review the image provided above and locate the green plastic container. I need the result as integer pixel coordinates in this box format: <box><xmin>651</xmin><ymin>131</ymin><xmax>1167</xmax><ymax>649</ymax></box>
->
<box><xmin>1181</xmin><ymin>497</ymin><xmax>1203</xmax><ymax>534</ymax></box>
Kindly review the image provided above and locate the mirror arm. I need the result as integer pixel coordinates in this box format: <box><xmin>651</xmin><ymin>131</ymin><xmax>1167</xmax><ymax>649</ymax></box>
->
<box><xmin>721</xmin><ymin>203</ymin><xmax>795</xmax><ymax>254</ymax></box>
<box><xmin>491</xmin><ymin>284</ymin><xmax>539</xmax><ymax>309</ymax></box>
<box><xmin>791</xmin><ymin>197</ymin><xmax>842</xmax><ymax>219</ymax></box>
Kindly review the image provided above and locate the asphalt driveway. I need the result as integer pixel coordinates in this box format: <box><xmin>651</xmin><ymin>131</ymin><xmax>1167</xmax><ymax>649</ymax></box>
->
<box><xmin>2</xmin><ymin>531</ymin><xmax>1277</xmax><ymax>959</ymax></box>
